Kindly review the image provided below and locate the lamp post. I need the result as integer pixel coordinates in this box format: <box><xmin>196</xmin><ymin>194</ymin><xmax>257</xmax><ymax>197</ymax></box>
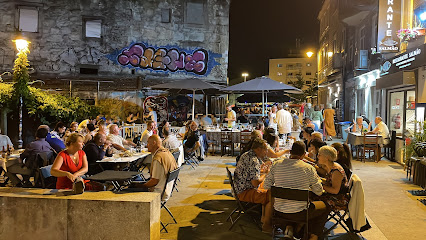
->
<box><xmin>306</xmin><ymin>51</ymin><xmax>314</xmax><ymax>58</ymax></box>
<box><xmin>242</xmin><ymin>72</ymin><xmax>249</xmax><ymax>82</ymax></box>
<box><xmin>12</xmin><ymin>37</ymin><xmax>30</xmax><ymax>149</ymax></box>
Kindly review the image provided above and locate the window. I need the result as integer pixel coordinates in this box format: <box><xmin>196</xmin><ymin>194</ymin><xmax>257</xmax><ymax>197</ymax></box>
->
<box><xmin>287</xmin><ymin>72</ymin><xmax>293</xmax><ymax>76</ymax></box>
<box><xmin>296</xmin><ymin>63</ymin><xmax>302</xmax><ymax>68</ymax></box>
<box><xmin>306</xmin><ymin>81</ymin><xmax>312</xmax><ymax>84</ymax></box>
<box><xmin>18</xmin><ymin>7</ymin><xmax>38</xmax><ymax>32</ymax></box>
<box><xmin>161</xmin><ymin>9</ymin><xmax>171</xmax><ymax>23</ymax></box>
<box><xmin>306</xmin><ymin>72</ymin><xmax>312</xmax><ymax>76</ymax></box>
<box><xmin>306</xmin><ymin>63</ymin><xmax>311</xmax><ymax>67</ymax></box>
<box><xmin>277</xmin><ymin>64</ymin><xmax>283</xmax><ymax>68</ymax></box>
<box><xmin>185</xmin><ymin>1</ymin><xmax>204</xmax><ymax>25</ymax></box>
<box><xmin>84</xmin><ymin>19</ymin><xmax>102</xmax><ymax>38</ymax></box>
<box><xmin>277</xmin><ymin>72</ymin><xmax>282</xmax><ymax>76</ymax></box>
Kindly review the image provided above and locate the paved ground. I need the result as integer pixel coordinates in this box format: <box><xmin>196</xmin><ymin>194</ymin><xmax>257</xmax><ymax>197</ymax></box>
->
<box><xmin>160</xmin><ymin>141</ymin><xmax>426</xmax><ymax>240</ymax></box>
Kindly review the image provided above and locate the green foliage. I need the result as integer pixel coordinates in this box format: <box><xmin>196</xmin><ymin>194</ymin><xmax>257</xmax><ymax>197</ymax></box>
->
<box><xmin>0</xmin><ymin>45</ymin><xmax>99</xmax><ymax>125</ymax></box>
<box><xmin>404</xmin><ymin>121</ymin><xmax>426</xmax><ymax>159</ymax></box>
<box><xmin>97</xmin><ymin>98</ymin><xmax>143</xmax><ymax>120</ymax></box>
<box><xmin>288</xmin><ymin>74</ymin><xmax>318</xmax><ymax>103</ymax></box>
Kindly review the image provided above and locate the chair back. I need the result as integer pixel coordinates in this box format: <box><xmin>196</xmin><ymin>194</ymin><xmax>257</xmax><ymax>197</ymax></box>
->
<box><xmin>363</xmin><ymin>134</ymin><xmax>379</xmax><ymax>146</ymax></box>
<box><xmin>226</xmin><ymin>167</ymin><xmax>247</xmax><ymax>209</ymax></box>
<box><xmin>161</xmin><ymin>167</ymin><xmax>180</xmax><ymax>201</ymax></box>
<box><xmin>172</xmin><ymin>151</ymin><xmax>180</xmax><ymax>162</ymax></box>
<box><xmin>390</xmin><ymin>130</ymin><xmax>396</xmax><ymax>145</ymax></box>
<box><xmin>36</xmin><ymin>151</ymin><xmax>56</xmax><ymax>167</ymax></box>
<box><xmin>270</xmin><ymin>186</ymin><xmax>310</xmax><ymax>202</ymax></box>
<box><xmin>240</xmin><ymin>131</ymin><xmax>251</xmax><ymax>144</ymax></box>
<box><xmin>221</xmin><ymin>131</ymin><xmax>232</xmax><ymax>142</ymax></box>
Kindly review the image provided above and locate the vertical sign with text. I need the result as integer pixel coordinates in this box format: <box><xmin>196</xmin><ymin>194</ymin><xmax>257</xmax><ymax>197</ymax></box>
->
<box><xmin>377</xmin><ymin>0</ymin><xmax>401</xmax><ymax>53</ymax></box>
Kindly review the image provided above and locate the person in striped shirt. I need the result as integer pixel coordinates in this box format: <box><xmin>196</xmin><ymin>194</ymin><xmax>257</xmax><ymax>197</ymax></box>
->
<box><xmin>263</xmin><ymin>141</ymin><xmax>328</xmax><ymax>240</ymax></box>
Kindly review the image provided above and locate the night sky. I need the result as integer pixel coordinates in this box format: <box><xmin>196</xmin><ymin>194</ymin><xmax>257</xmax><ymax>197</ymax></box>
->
<box><xmin>228</xmin><ymin>0</ymin><xmax>323</xmax><ymax>83</ymax></box>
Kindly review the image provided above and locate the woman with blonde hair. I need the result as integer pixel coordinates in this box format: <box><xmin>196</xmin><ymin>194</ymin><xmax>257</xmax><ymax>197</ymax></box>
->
<box><xmin>51</xmin><ymin>133</ymin><xmax>90</xmax><ymax>192</ymax></box>
<box><xmin>315</xmin><ymin>146</ymin><xmax>349</xmax><ymax>211</ymax></box>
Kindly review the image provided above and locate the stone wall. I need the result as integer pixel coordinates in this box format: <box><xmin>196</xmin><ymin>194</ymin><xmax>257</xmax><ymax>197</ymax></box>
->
<box><xmin>0</xmin><ymin>0</ymin><xmax>230</xmax><ymax>88</ymax></box>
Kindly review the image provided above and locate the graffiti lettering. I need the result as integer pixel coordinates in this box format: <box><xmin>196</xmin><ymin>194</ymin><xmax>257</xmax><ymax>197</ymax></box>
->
<box><xmin>117</xmin><ymin>43</ymin><xmax>209</xmax><ymax>75</ymax></box>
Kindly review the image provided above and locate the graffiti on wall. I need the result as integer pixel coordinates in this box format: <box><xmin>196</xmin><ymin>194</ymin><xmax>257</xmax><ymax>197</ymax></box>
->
<box><xmin>107</xmin><ymin>42</ymin><xmax>221</xmax><ymax>76</ymax></box>
<box><xmin>143</xmin><ymin>96</ymin><xmax>168</xmax><ymax>124</ymax></box>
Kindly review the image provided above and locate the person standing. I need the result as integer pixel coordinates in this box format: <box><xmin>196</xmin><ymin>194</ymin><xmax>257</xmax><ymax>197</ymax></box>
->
<box><xmin>304</xmin><ymin>103</ymin><xmax>313</xmax><ymax>119</ymax></box>
<box><xmin>275</xmin><ymin>104</ymin><xmax>293</xmax><ymax>138</ymax></box>
<box><xmin>224</xmin><ymin>104</ymin><xmax>236</xmax><ymax>128</ymax></box>
<box><xmin>310</xmin><ymin>105</ymin><xmax>323</xmax><ymax>131</ymax></box>
<box><xmin>323</xmin><ymin>104</ymin><xmax>336</xmax><ymax>141</ymax></box>
<box><xmin>268</xmin><ymin>105</ymin><xmax>278</xmax><ymax>134</ymax></box>
<box><xmin>145</xmin><ymin>106</ymin><xmax>157</xmax><ymax>124</ymax></box>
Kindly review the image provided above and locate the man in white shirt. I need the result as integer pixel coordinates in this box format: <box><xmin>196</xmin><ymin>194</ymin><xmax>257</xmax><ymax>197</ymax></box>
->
<box><xmin>0</xmin><ymin>129</ymin><xmax>13</xmax><ymax>152</ymax></box>
<box><xmin>107</xmin><ymin>124</ymin><xmax>136</xmax><ymax>152</ymax></box>
<box><xmin>367</xmin><ymin>117</ymin><xmax>390</xmax><ymax>160</ymax></box>
<box><xmin>275</xmin><ymin>104</ymin><xmax>293</xmax><ymax>138</ymax></box>
<box><xmin>141</xmin><ymin>120</ymin><xmax>155</xmax><ymax>145</ymax></box>
<box><xmin>224</xmin><ymin>104</ymin><xmax>236</xmax><ymax>128</ymax></box>
<box><xmin>162</xmin><ymin>127</ymin><xmax>181</xmax><ymax>151</ymax></box>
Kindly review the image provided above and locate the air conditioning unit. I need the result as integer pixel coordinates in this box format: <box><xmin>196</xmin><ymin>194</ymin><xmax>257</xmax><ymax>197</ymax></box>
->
<box><xmin>332</xmin><ymin>53</ymin><xmax>343</xmax><ymax>69</ymax></box>
<box><xmin>355</xmin><ymin>50</ymin><xmax>368</xmax><ymax>70</ymax></box>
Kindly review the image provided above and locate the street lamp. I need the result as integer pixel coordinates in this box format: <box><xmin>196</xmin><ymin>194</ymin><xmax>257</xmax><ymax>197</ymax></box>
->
<box><xmin>306</xmin><ymin>51</ymin><xmax>314</xmax><ymax>58</ymax></box>
<box><xmin>327</xmin><ymin>51</ymin><xmax>333</xmax><ymax>57</ymax></box>
<box><xmin>12</xmin><ymin>36</ymin><xmax>30</xmax><ymax>149</ymax></box>
<box><xmin>242</xmin><ymin>73</ymin><xmax>249</xmax><ymax>82</ymax></box>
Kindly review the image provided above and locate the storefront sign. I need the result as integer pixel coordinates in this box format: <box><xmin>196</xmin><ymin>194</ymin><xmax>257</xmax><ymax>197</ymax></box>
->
<box><xmin>380</xmin><ymin>45</ymin><xmax>425</xmax><ymax>76</ymax></box>
<box><xmin>377</xmin><ymin>0</ymin><xmax>401</xmax><ymax>53</ymax></box>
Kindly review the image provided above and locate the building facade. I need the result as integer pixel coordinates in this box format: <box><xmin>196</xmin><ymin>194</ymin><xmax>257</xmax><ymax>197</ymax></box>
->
<box><xmin>0</xmin><ymin>0</ymin><xmax>230</xmax><ymax>100</ymax></box>
<box><xmin>269</xmin><ymin>57</ymin><xmax>318</xmax><ymax>91</ymax></box>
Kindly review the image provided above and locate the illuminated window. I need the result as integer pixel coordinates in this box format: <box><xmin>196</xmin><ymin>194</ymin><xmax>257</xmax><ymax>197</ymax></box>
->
<box><xmin>18</xmin><ymin>7</ymin><xmax>38</xmax><ymax>32</ymax></box>
<box><xmin>306</xmin><ymin>63</ymin><xmax>311</xmax><ymax>67</ymax></box>
<box><xmin>277</xmin><ymin>64</ymin><xmax>283</xmax><ymax>67</ymax></box>
<box><xmin>277</xmin><ymin>72</ymin><xmax>282</xmax><ymax>76</ymax></box>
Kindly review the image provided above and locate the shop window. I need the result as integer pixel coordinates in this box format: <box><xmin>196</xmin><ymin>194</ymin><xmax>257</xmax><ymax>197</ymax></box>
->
<box><xmin>18</xmin><ymin>7</ymin><xmax>38</xmax><ymax>32</ymax></box>
<box><xmin>84</xmin><ymin>19</ymin><xmax>102</xmax><ymax>38</ymax></box>
<box><xmin>406</xmin><ymin>91</ymin><xmax>416</xmax><ymax>134</ymax></box>
<box><xmin>389</xmin><ymin>92</ymin><xmax>404</xmax><ymax>135</ymax></box>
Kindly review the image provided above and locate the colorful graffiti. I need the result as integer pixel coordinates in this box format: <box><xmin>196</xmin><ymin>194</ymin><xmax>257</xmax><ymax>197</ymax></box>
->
<box><xmin>107</xmin><ymin>42</ymin><xmax>221</xmax><ymax>76</ymax></box>
<box><xmin>143</xmin><ymin>96</ymin><xmax>168</xmax><ymax>124</ymax></box>
<box><xmin>117</xmin><ymin>43</ymin><xmax>208</xmax><ymax>75</ymax></box>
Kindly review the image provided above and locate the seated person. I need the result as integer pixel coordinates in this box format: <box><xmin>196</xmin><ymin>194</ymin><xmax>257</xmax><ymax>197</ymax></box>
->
<box><xmin>301</xmin><ymin>126</ymin><xmax>315</xmax><ymax>148</ymax></box>
<box><xmin>162</xmin><ymin>127</ymin><xmax>181</xmax><ymax>151</ymax></box>
<box><xmin>107</xmin><ymin>124</ymin><xmax>136</xmax><ymax>152</ymax></box>
<box><xmin>304</xmin><ymin>117</ymin><xmax>318</xmax><ymax>131</ymax></box>
<box><xmin>306</xmin><ymin>138</ymin><xmax>327</xmax><ymax>162</ymax></box>
<box><xmin>234</xmin><ymin>138</ymin><xmax>272</xmax><ymax>232</ymax></box>
<box><xmin>311</xmin><ymin>132</ymin><xmax>323</xmax><ymax>141</ymax></box>
<box><xmin>141</xmin><ymin>120</ymin><xmax>155</xmax><ymax>145</ymax></box>
<box><xmin>83</xmin><ymin>123</ymin><xmax>96</xmax><ymax>144</ymax></box>
<box><xmin>140</xmin><ymin>135</ymin><xmax>178</xmax><ymax>201</ymax></box>
<box><xmin>367</xmin><ymin>116</ymin><xmax>390</xmax><ymax>160</ymax></box>
<box><xmin>184</xmin><ymin>121</ymin><xmax>204</xmax><ymax>161</ymax></box>
<box><xmin>349</xmin><ymin>116</ymin><xmax>369</xmax><ymax>133</ymax></box>
<box><xmin>46</xmin><ymin>124</ymin><xmax>66</xmax><ymax>153</ymax></box>
<box><xmin>200</xmin><ymin>114</ymin><xmax>213</xmax><ymax>126</ymax></box>
<box><xmin>0</xmin><ymin>128</ymin><xmax>13</xmax><ymax>152</ymax></box>
<box><xmin>6</xmin><ymin>126</ymin><xmax>53</xmax><ymax>187</ymax></box>
<box><xmin>51</xmin><ymin>121</ymin><xmax>66</xmax><ymax>140</ymax></box>
<box><xmin>83</xmin><ymin>133</ymin><xmax>113</xmax><ymax>175</ymax></box>
<box><xmin>314</xmin><ymin>146</ymin><xmax>350</xmax><ymax>212</ymax></box>
<box><xmin>331</xmin><ymin>143</ymin><xmax>353</xmax><ymax>179</ymax></box>
<box><xmin>237</xmin><ymin>110</ymin><xmax>249</xmax><ymax>124</ymax></box>
<box><xmin>64</xmin><ymin>122</ymin><xmax>79</xmax><ymax>142</ymax></box>
<box><xmin>263</xmin><ymin>141</ymin><xmax>327</xmax><ymax>240</ymax></box>
<box><xmin>263</xmin><ymin>132</ymin><xmax>288</xmax><ymax>158</ymax></box>
<box><xmin>237</xmin><ymin>130</ymin><xmax>263</xmax><ymax>163</ymax></box>
<box><xmin>96</xmin><ymin>119</ymin><xmax>109</xmax><ymax>136</ymax></box>
<box><xmin>51</xmin><ymin>133</ymin><xmax>94</xmax><ymax>191</ymax></box>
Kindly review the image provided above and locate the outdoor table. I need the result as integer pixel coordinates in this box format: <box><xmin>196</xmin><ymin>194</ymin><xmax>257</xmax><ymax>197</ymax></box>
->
<box><xmin>347</xmin><ymin>132</ymin><xmax>384</xmax><ymax>146</ymax></box>
<box><xmin>0</xmin><ymin>154</ymin><xmax>20</xmax><ymax>173</ymax></box>
<box><xmin>96</xmin><ymin>152</ymin><xmax>150</xmax><ymax>164</ymax></box>
<box><xmin>85</xmin><ymin>170</ymin><xmax>142</xmax><ymax>191</ymax></box>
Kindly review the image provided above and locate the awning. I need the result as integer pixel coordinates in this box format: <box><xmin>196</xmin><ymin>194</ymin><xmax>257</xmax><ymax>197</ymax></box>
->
<box><xmin>376</xmin><ymin>71</ymin><xmax>415</xmax><ymax>90</ymax></box>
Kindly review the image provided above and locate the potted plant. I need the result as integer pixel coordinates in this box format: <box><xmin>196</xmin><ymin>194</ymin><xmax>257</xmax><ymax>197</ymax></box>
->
<box><xmin>404</xmin><ymin>121</ymin><xmax>426</xmax><ymax>160</ymax></box>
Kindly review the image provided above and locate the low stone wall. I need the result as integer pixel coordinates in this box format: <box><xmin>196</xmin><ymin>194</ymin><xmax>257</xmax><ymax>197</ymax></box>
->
<box><xmin>0</xmin><ymin>188</ymin><xmax>160</xmax><ymax>240</ymax></box>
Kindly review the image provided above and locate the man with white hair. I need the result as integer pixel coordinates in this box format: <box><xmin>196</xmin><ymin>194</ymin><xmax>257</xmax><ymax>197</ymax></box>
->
<box><xmin>367</xmin><ymin>116</ymin><xmax>390</xmax><ymax>161</ymax></box>
<box><xmin>107</xmin><ymin>124</ymin><xmax>136</xmax><ymax>152</ymax></box>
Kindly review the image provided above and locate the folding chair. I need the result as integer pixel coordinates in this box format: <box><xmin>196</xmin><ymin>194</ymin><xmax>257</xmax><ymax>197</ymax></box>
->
<box><xmin>172</xmin><ymin>151</ymin><xmax>180</xmax><ymax>192</ymax></box>
<box><xmin>225</xmin><ymin>167</ymin><xmax>262</xmax><ymax>230</ymax></box>
<box><xmin>160</xmin><ymin>168</ymin><xmax>181</xmax><ymax>233</ymax></box>
<box><xmin>270</xmin><ymin>186</ymin><xmax>310</xmax><ymax>239</ymax></box>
